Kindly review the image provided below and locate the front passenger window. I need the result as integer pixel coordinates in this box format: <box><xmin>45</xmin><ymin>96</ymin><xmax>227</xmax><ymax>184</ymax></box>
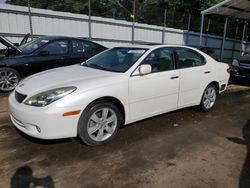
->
<box><xmin>141</xmin><ymin>48</ymin><xmax>174</xmax><ymax>73</ymax></box>
<box><xmin>72</xmin><ymin>40</ymin><xmax>98</xmax><ymax>54</ymax></box>
<box><xmin>42</xmin><ymin>40</ymin><xmax>68</xmax><ymax>55</ymax></box>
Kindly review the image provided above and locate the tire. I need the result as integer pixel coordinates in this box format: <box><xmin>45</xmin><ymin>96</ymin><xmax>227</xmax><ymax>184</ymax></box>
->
<box><xmin>78</xmin><ymin>101</ymin><xmax>122</xmax><ymax>146</ymax></box>
<box><xmin>199</xmin><ymin>84</ymin><xmax>218</xmax><ymax>112</ymax></box>
<box><xmin>0</xmin><ymin>67</ymin><xmax>20</xmax><ymax>92</ymax></box>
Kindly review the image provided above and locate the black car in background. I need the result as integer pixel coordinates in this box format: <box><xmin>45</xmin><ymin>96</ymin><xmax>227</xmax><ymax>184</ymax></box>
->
<box><xmin>231</xmin><ymin>54</ymin><xmax>250</xmax><ymax>82</ymax></box>
<box><xmin>0</xmin><ymin>36</ymin><xmax>107</xmax><ymax>92</ymax></box>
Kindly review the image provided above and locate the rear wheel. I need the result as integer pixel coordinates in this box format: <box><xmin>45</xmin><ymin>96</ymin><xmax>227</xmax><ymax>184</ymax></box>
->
<box><xmin>199</xmin><ymin>84</ymin><xmax>218</xmax><ymax>112</ymax></box>
<box><xmin>0</xmin><ymin>68</ymin><xmax>20</xmax><ymax>92</ymax></box>
<box><xmin>78</xmin><ymin>101</ymin><xmax>122</xmax><ymax>146</ymax></box>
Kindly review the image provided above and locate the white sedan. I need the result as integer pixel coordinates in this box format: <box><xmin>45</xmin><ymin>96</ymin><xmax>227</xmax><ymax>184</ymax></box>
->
<box><xmin>9</xmin><ymin>45</ymin><xmax>230</xmax><ymax>146</ymax></box>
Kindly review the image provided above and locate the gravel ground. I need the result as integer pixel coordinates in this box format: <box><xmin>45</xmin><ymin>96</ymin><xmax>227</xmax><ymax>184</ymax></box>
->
<box><xmin>0</xmin><ymin>84</ymin><xmax>250</xmax><ymax>188</ymax></box>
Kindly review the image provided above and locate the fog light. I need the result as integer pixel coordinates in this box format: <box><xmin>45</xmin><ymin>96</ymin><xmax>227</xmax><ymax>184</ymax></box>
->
<box><xmin>36</xmin><ymin>126</ymin><xmax>41</xmax><ymax>133</ymax></box>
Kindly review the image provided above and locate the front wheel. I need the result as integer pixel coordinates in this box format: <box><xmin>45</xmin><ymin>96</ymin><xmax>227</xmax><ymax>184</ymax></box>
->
<box><xmin>78</xmin><ymin>101</ymin><xmax>122</xmax><ymax>146</ymax></box>
<box><xmin>199</xmin><ymin>84</ymin><xmax>218</xmax><ymax>112</ymax></box>
<box><xmin>0</xmin><ymin>68</ymin><xmax>20</xmax><ymax>92</ymax></box>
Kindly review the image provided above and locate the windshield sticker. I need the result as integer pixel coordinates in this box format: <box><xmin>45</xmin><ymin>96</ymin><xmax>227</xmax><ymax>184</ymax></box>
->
<box><xmin>41</xmin><ymin>40</ymin><xmax>49</xmax><ymax>43</ymax></box>
<box><xmin>128</xmin><ymin>50</ymin><xmax>145</xmax><ymax>54</ymax></box>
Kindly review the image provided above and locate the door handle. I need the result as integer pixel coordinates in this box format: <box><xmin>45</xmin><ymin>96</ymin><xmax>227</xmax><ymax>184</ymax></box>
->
<box><xmin>204</xmin><ymin>71</ymin><xmax>211</xmax><ymax>74</ymax></box>
<box><xmin>170</xmin><ymin>76</ymin><xmax>179</xmax><ymax>79</ymax></box>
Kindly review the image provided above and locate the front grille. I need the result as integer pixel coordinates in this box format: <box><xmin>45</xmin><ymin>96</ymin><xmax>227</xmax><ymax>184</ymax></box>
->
<box><xmin>15</xmin><ymin>91</ymin><xmax>27</xmax><ymax>103</ymax></box>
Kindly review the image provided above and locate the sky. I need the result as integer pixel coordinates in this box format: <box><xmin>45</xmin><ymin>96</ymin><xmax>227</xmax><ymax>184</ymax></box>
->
<box><xmin>0</xmin><ymin>0</ymin><xmax>5</xmax><ymax>3</ymax></box>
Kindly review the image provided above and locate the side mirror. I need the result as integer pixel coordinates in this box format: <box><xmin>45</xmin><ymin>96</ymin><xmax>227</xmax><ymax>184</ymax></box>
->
<box><xmin>138</xmin><ymin>64</ymin><xmax>152</xmax><ymax>75</ymax></box>
<box><xmin>38</xmin><ymin>50</ymin><xmax>50</xmax><ymax>56</ymax></box>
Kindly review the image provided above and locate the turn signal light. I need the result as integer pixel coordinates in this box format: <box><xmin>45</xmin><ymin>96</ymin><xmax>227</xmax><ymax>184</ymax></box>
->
<box><xmin>63</xmin><ymin>110</ymin><xmax>81</xmax><ymax>117</ymax></box>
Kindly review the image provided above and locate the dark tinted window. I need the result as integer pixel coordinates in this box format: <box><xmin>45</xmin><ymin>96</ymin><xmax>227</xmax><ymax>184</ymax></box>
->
<box><xmin>175</xmin><ymin>48</ymin><xmax>206</xmax><ymax>69</ymax></box>
<box><xmin>19</xmin><ymin>38</ymin><xmax>49</xmax><ymax>54</ymax></box>
<box><xmin>42</xmin><ymin>40</ymin><xmax>68</xmax><ymax>55</ymax></box>
<box><xmin>72</xmin><ymin>40</ymin><xmax>98</xmax><ymax>54</ymax></box>
<box><xmin>141</xmin><ymin>48</ymin><xmax>174</xmax><ymax>73</ymax></box>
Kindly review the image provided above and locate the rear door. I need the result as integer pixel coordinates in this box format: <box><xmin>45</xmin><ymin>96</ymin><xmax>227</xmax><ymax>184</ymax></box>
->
<box><xmin>175</xmin><ymin>47</ymin><xmax>212</xmax><ymax>108</ymax></box>
<box><xmin>30</xmin><ymin>39</ymin><xmax>70</xmax><ymax>74</ymax></box>
<box><xmin>69</xmin><ymin>40</ymin><xmax>105</xmax><ymax>65</ymax></box>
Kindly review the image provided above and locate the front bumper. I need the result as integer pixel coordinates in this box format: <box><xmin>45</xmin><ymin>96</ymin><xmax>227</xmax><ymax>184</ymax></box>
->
<box><xmin>9</xmin><ymin>92</ymin><xmax>84</xmax><ymax>139</ymax></box>
<box><xmin>231</xmin><ymin>67</ymin><xmax>250</xmax><ymax>81</ymax></box>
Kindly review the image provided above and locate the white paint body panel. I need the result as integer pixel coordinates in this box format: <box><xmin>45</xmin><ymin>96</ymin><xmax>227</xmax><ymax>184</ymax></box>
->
<box><xmin>9</xmin><ymin>45</ymin><xmax>230</xmax><ymax>139</ymax></box>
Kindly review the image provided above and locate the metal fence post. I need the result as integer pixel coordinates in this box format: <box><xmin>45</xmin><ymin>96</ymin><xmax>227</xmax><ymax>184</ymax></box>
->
<box><xmin>186</xmin><ymin>14</ymin><xmax>191</xmax><ymax>45</ymax></box>
<box><xmin>88</xmin><ymin>0</ymin><xmax>92</xmax><ymax>39</ymax></box>
<box><xmin>220</xmin><ymin>18</ymin><xmax>228</xmax><ymax>61</ymax></box>
<box><xmin>131</xmin><ymin>0</ymin><xmax>136</xmax><ymax>44</ymax></box>
<box><xmin>199</xmin><ymin>14</ymin><xmax>204</xmax><ymax>46</ymax></box>
<box><xmin>162</xmin><ymin>9</ymin><xmax>167</xmax><ymax>44</ymax></box>
<box><xmin>27</xmin><ymin>0</ymin><xmax>33</xmax><ymax>39</ymax></box>
<box><xmin>241</xmin><ymin>21</ymin><xmax>247</xmax><ymax>55</ymax></box>
<box><xmin>205</xmin><ymin>19</ymin><xmax>210</xmax><ymax>46</ymax></box>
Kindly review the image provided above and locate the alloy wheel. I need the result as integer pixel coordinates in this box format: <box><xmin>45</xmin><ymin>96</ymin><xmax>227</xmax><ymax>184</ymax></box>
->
<box><xmin>203</xmin><ymin>87</ymin><xmax>216</xmax><ymax>109</ymax></box>
<box><xmin>87</xmin><ymin>107</ymin><xmax>118</xmax><ymax>142</ymax></box>
<box><xmin>0</xmin><ymin>70</ymin><xmax>19</xmax><ymax>92</ymax></box>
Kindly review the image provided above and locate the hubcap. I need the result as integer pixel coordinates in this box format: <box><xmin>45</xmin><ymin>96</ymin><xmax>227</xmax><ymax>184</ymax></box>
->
<box><xmin>0</xmin><ymin>70</ymin><xmax>19</xmax><ymax>91</ymax></box>
<box><xmin>87</xmin><ymin>107</ymin><xmax>118</xmax><ymax>142</ymax></box>
<box><xmin>203</xmin><ymin>87</ymin><xmax>216</xmax><ymax>109</ymax></box>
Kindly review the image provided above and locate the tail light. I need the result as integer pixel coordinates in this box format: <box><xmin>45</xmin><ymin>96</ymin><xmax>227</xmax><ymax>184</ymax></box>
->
<box><xmin>227</xmin><ymin>67</ymin><xmax>231</xmax><ymax>74</ymax></box>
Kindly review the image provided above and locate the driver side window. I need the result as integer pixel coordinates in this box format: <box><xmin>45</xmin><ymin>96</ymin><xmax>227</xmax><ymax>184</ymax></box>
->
<box><xmin>141</xmin><ymin>48</ymin><xmax>174</xmax><ymax>73</ymax></box>
<box><xmin>42</xmin><ymin>40</ymin><xmax>68</xmax><ymax>55</ymax></box>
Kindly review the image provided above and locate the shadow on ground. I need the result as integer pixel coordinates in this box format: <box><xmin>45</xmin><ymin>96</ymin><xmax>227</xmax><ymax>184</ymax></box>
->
<box><xmin>227</xmin><ymin>120</ymin><xmax>250</xmax><ymax>188</ymax></box>
<box><xmin>10</xmin><ymin>166</ymin><xmax>55</xmax><ymax>188</ymax></box>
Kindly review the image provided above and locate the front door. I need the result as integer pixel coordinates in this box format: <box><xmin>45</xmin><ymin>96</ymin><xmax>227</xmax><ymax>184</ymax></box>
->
<box><xmin>31</xmin><ymin>40</ymin><xmax>70</xmax><ymax>74</ymax></box>
<box><xmin>129</xmin><ymin>47</ymin><xmax>180</xmax><ymax>121</ymax></box>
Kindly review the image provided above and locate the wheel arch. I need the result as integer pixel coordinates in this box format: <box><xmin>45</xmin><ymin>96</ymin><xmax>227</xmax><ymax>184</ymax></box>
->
<box><xmin>208</xmin><ymin>81</ymin><xmax>219</xmax><ymax>94</ymax></box>
<box><xmin>86</xmin><ymin>96</ymin><xmax>126</xmax><ymax>124</ymax></box>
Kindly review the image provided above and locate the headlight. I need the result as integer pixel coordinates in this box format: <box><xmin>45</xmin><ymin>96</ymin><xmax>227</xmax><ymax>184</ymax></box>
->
<box><xmin>232</xmin><ymin>59</ymin><xmax>239</xmax><ymax>67</ymax></box>
<box><xmin>24</xmin><ymin>87</ymin><xmax>76</xmax><ymax>107</ymax></box>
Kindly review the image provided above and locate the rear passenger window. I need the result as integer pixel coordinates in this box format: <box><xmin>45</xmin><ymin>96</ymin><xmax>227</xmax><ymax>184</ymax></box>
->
<box><xmin>141</xmin><ymin>48</ymin><xmax>174</xmax><ymax>73</ymax></box>
<box><xmin>175</xmin><ymin>48</ymin><xmax>206</xmax><ymax>69</ymax></box>
<box><xmin>72</xmin><ymin>40</ymin><xmax>98</xmax><ymax>54</ymax></box>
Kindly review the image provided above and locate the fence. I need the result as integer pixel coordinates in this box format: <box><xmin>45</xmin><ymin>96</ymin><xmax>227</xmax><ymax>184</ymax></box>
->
<box><xmin>0</xmin><ymin>3</ymin><xmax>242</xmax><ymax>62</ymax></box>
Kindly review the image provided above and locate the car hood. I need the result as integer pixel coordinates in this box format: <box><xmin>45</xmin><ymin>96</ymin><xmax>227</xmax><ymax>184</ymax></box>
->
<box><xmin>15</xmin><ymin>65</ymin><xmax>122</xmax><ymax>95</ymax></box>
<box><xmin>0</xmin><ymin>36</ymin><xmax>22</xmax><ymax>55</ymax></box>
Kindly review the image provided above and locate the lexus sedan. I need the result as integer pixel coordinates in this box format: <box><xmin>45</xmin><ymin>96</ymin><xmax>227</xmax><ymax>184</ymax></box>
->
<box><xmin>9</xmin><ymin>45</ymin><xmax>230</xmax><ymax>146</ymax></box>
<box><xmin>0</xmin><ymin>36</ymin><xmax>106</xmax><ymax>92</ymax></box>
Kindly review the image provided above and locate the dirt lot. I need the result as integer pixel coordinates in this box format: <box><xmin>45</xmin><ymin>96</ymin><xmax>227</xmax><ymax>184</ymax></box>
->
<box><xmin>0</xmin><ymin>84</ymin><xmax>250</xmax><ymax>188</ymax></box>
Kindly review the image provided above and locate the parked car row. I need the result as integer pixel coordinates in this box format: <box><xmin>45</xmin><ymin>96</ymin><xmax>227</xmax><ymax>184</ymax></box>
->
<box><xmin>0</xmin><ymin>35</ymin><xmax>106</xmax><ymax>92</ymax></box>
<box><xmin>8</xmin><ymin>44</ymin><xmax>230</xmax><ymax>146</ymax></box>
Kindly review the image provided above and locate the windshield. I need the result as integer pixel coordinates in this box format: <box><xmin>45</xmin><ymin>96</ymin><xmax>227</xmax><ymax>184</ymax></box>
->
<box><xmin>83</xmin><ymin>47</ymin><xmax>147</xmax><ymax>73</ymax></box>
<box><xmin>19</xmin><ymin>38</ymin><xmax>50</xmax><ymax>54</ymax></box>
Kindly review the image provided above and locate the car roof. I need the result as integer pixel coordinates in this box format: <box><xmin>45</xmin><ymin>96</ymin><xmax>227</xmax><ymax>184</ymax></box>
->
<box><xmin>37</xmin><ymin>36</ymin><xmax>101</xmax><ymax>44</ymax></box>
<box><xmin>119</xmin><ymin>44</ymin><xmax>198</xmax><ymax>50</ymax></box>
